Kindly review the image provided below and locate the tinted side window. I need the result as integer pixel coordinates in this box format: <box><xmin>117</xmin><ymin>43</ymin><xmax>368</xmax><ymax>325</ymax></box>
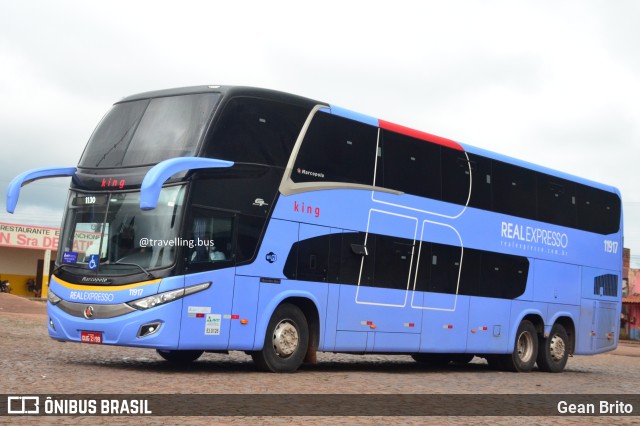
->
<box><xmin>328</xmin><ymin>233</ymin><xmax>343</xmax><ymax>284</ymax></box>
<box><xmin>296</xmin><ymin>234</ymin><xmax>330</xmax><ymax>282</ymax></box>
<box><xmin>235</xmin><ymin>214</ymin><xmax>264</xmax><ymax>264</ymax></box>
<box><xmin>466</xmin><ymin>154</ymin><xmax>493</xmax><ymax>210</ymax></box>
<box><xmin>205</xmin><ymin>97</ymin><xmax>309</xmax><ymax>167</ymax></box>
<box><xmin>441</xmin><ymin>148</ymin><xmax>471</xmax><ymax>205</ymax></box>
<box><xmin>428</xmin><ymin>243</ymin><xmax>462</xmax><ymax>294</ymax></box>
<box><xmin>339</xmin><ymin>232</ymin><xmax>368</xmax><ymax>285</ymax></box>
<box><xmin>414</xmin><ymin>242</ymin><xmax>432</xmax><ymax>293</ymax></box>
<box><xmin>293</xmin><ymin>112</ymin><xmax>378</xmax><ymax>185</ymax></box>
<box><xmin>284</xmin><ymin>232</ymin><xmax>530</xmax><ymax>300</ymax></box>
<box><xmin>481</xmin><ymin>251</ymin><xmax>528</xmax><ymax>299</ymax></box>
<box><xmin>371</xmin><ymin>235</ymin><xmax>414</xmax><ymax>290</ymax></box>
<box><xmin>576</xmin><ymin>184</ymin><xmax>621</xmax><ymax>234</ymax></box>
<box><xmin>415</xmin><ymin>242</ymin><xmax>461</xmax><ymax>294</ymax></box>
<box><xmin>458</xmin><ymin>248</ymin><xmax>481</xmax><ymax>296</ymax></box>
<box><xmin>492</xmin><ymin>161</ymin><xmax>536</xmax><ymax>218</ymax></box>
<box><xmin>537</xmin><ymin>175</ymin><xmax>577</xmax><ymax>228</ymax></box>
<box><xmin>380</xmin><ymin>130</ymin><xmax>441</xmax><ymax>199</ymax></box>
<box><xmin>416</xmin><ymin>244</ymin><xmax>528</xmax><ymax>299</ymax></box>
<box><xmin>185</xmin><ymin>208</ymin><xmax>234</xmax><ymax>273</ymax></box>
<box><xmin>189</xmin><ymin>167</ymin><xmax>280</xmax><ymax>266</ymax></box>
<box><xmin>285</xmin><ymin>232</ymin><xmax>366</xmax><ymax>284</ymax></box>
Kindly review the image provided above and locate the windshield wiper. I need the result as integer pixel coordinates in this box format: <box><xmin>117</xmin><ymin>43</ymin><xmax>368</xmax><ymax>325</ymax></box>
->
<box><xmin>113</xmin><ymin>262</ymin><xmax>155</xmax><ymax>280</ymax></box>
<box><xmin>52</xmin><ymin>263</ymin><xmax>90</xmax><ymax>275</ymax></box>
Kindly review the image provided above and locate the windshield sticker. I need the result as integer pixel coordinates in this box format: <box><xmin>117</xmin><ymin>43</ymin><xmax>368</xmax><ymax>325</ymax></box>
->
<box><xmin>188</xmin><ymin>306</ymin><xmax>211</xmax><ymax>318</ymax></box>
<box><xmin>63</xmin><ymin>251</ymin><xmax>78</xmax><ymax>264</ymax></box>
<box><xmin>205</xmin><ymin>314</ymin><xmax>221</xmax><ymax>335</ymax></box>
<box><xmin>87</xmin><ymin>254</ymin><xmax>99</xmax><ymax>270</ymax></box>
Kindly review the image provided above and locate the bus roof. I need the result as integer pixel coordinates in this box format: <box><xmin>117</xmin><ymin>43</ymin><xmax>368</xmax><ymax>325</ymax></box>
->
<box><xmin>118</xmin><ymin>85</ymin><xmax>619</xmax><ymax>196</ymax></box>
<box><xmin>118</xmin><ymin>85</ymin><xmax>320</xmax><ymax>110</ymax></box>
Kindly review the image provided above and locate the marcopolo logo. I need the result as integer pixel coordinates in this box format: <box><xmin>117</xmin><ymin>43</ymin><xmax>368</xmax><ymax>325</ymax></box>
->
<box><xmin>83</xmin><ymin>306</ymin><xmax>95</xmax><ymax>319</ymax></box>
<box><xmin>296</xmin><ymin>168</ymin><xmax>325</xmax><ymax>179</ymax></box>
<box><xmin>80</xmin><ymin>277</ymin><xmax>111</xmax><ymax>284</ymax></box>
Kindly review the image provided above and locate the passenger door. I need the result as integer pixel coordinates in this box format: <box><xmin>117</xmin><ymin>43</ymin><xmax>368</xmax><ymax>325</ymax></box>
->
<box><xmin>178</xmin><ymin>208</ymin><xmax>236</xmax><ymax>350</ymax></box>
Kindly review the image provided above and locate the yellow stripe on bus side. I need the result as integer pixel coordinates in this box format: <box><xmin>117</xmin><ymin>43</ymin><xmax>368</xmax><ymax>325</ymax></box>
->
<box><xmin>52</xmin><ymin>276</ymin><xmax>162</xmax><ymax>292</ymax></box>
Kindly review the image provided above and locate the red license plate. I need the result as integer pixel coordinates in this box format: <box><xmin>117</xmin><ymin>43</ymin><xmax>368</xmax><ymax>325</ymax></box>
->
<box><xmin>80</xmin><ymin>331</ymin><xmax>103</xmax><ymax>344</ymax></box>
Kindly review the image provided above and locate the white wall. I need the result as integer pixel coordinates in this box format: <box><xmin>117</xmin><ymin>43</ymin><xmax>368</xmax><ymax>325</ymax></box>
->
<box><xmin>0</xmin><ymin>246</ymin><xmax>55</xmax><ymax>275</ymax></box>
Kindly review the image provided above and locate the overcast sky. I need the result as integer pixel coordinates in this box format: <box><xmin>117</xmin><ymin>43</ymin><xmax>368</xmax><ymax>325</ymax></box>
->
<box><xmin>1</xmin><ymin>0</ymin><xmax>639</xmax><ymax>265</ymax></box>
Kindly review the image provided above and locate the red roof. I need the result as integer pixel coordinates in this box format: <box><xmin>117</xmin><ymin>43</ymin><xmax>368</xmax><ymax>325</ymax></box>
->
<box><xmin>623</xmin><ymin>295</ymin><xmax>640</xmax><ymax>304</ymax></box>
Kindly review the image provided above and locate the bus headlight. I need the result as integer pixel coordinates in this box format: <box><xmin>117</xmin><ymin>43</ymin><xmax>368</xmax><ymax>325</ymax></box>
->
<box><xmin>48</xmin><ymin>290</ymin><xmax>62</xmax><ymax>305</ymax></box>
<box><xmin>127</xmin><ymin>282</ymin><xmax>211</xmax><ymax>310</ymax></box>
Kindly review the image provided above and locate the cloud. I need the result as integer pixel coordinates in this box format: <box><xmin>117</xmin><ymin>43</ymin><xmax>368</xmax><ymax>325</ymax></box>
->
<box><xmin>1</xmin><ymin>0</ymin><xmax>639</xmax><ymax>262</ymax></box>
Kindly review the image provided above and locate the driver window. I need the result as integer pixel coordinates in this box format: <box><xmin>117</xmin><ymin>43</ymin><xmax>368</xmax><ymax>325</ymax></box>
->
<box><xmin>187</xmin><ymin>209</ymin><xmax>234</xmax><ymax>270</ymax></box>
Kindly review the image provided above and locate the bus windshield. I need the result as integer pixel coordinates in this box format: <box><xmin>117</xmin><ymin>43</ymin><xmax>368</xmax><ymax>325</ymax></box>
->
<box><xmin>79</xmin><ymin>93</ymin><xmax>220</xmax><ymax>168</ymax></box>
<box><xmin>56</xmin><ymin>186</ymin><xmax>186</xmax><ymax>275</ymax></box>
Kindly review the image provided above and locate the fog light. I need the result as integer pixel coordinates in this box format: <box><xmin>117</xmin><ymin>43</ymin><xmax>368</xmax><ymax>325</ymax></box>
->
<box><xmin>137</xmin><ymin>322</ymin><xmax>162</xmax><ymax>338</ymax></box>
<box><xmin>49</xmin><ymin>317</ymin><xmax>56</xmax><ymax>331</ymax></box>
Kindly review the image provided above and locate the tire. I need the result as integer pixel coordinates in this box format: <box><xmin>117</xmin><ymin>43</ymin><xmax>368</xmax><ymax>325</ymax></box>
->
<box><xmin>500</xmin><ymin>320</ymin><xmax>538</xmax><ymax>372</ymax></box>
<box><xmin>536</xmin><ymin>323</ymin><xmax>569</xmax><ymax>373</ymax></box>
<box><xmin>251</xmin><ymin>303</ymin><xmax>309</xmax><ymax>373</ymax></box>
<box><xmin>156</xmin><ymin>349</ymin><xmax>204</xmax><ymax>364</ymax></box>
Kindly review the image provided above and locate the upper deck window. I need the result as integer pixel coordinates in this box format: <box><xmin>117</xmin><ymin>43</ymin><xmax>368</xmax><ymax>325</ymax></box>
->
<box><xmin>378</xmin><ymin>129</ymin><xmax>442</xmax><ymax>199</ymax></box>
<box><xmin>292</xmin><ymin>111</ymin><xmax>378</xmax><ymax>185</ymax></box>
<box><xmin>204</xmin><ymin>97</ymin><xmax>310</xmax><ymax>167</ymax></box>
<box><xmin>79</xmin><ymin>93</ymin><xmax>220</xmax><ymax>168</ymax></box>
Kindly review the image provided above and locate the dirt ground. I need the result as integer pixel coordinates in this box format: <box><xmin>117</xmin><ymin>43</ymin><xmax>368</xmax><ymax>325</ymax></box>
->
<box><xmin>1</xmin><ymin>293</ymin><xmax>639</xmax><ymax>425</ymax></box>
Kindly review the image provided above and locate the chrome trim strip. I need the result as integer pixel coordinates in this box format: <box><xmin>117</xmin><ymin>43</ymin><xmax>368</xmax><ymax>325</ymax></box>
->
<box><xmin>279</xmin><ymin>104</ymin><xmax>402</xmax><ymax>197</ymax></box>
<box><xmin>55</xmin><ymin>299</ymin><xmax>137</xmax><ymax>319</ymax></box>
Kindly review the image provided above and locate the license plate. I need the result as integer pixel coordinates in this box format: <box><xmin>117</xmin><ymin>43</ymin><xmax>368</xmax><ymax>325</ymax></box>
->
<box><xmin>80</xmin><ymin>331</ymin><xmax>103</xmax><ymax>344</ymax></box>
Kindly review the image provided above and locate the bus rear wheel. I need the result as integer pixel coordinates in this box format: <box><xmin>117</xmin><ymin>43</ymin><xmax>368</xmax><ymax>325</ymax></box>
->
<box><xmin>536</xmin><ymin>323</ymin><xmax>569</xmax><ymax>373</ymax></box>
<box><xmin>500</xmin><ymin>320</ymin><xmax>538</xmax><ymax>372</ymax></box>
<box><xmin>156</xmin><ymin>349</ymin><xmax>204</xmax><ymax>364</ymax></box>
<box><xmin>251</xmin><ymin>303</ymin><xmax>309</xmax><ymax>373</ymax></box>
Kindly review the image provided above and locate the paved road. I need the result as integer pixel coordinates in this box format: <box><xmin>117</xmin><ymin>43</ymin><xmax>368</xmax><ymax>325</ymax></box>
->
<box><xmin>1</xmin><ymin>294</ymin><xmax>638</xmax><ymax>424</ymax></box>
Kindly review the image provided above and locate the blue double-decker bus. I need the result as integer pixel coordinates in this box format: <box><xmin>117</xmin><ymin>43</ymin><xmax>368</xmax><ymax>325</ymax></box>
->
<box><xmin>7</xmin><ymin>86</ymin><xmax>622</xmax><ymax>373</ymax></box>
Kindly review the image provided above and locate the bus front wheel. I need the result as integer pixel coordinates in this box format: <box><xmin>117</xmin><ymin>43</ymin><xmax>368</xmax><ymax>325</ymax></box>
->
<box><xmin>500</xmin><ymin>320</ymin><xmax>538</xmax><ymax>372</ymax></box>
<box><xmin>251</xmin><ymin>303</ymin><xmax>309</xmax><ymax>373</ymax></box>
<box><xmin>536</xmin><ymin>323</ymin><xmax>569</xmax><ymax>373</ymax></box>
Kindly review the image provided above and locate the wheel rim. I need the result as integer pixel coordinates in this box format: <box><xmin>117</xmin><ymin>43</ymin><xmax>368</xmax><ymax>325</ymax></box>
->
<box><xmin>272</xmin><ymin>319</ymin><xmax>299</xmax><ymax>358</ymax></box>
<box><xmin>549</xmin><ymin>333</ymin><xmax>566</xmax><ymax>362</ymax></box>
<box><xmin>517</xmin><ymin>330</ymin><xmax>535</xmax><ymax>363</ymax></box>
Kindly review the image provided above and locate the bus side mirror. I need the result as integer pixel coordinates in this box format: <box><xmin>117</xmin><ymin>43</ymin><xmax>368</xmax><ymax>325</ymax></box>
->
<box><xmin>6</xmin><ymin>166</ymin><xmax>76</xmax><ymax>213</ymax></box>
<box><xmin>140</xmin><ymin>157</ymin><xmax>234</xmax><ymax>210</ymax></box>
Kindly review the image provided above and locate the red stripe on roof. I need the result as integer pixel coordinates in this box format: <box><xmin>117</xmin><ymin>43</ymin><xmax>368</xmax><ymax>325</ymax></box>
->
<box><xmin>379</xmin><ymin>119</ymin><xmax>463</xmax><ymax>151</ymax></box>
